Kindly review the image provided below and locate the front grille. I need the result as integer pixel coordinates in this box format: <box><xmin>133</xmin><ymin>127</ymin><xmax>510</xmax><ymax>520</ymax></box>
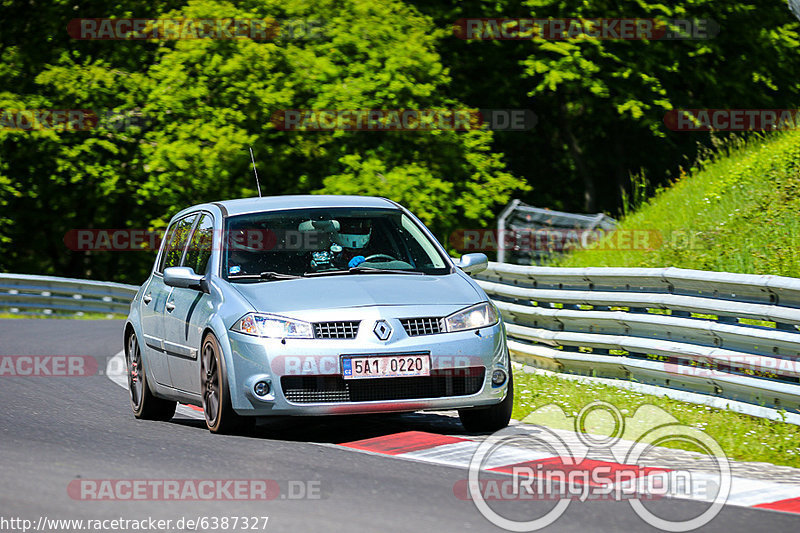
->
<box><xmin>313</xmin><ymin>321</ymin><xmax>360</xmax><ymax>339</ymax></box>
<box><xmin>281</xmin><ymin>367</ymin><xmax>485</xmax><ymax>403</ymax></box>
<box><xmin>400</xmin><ymin>317</ymin><xmax>444</xmax><ymax>336</ymax></box>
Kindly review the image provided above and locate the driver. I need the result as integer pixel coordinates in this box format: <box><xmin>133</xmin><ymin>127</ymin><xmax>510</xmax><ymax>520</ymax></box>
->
<box><xmin>331</xmin><ymin>218</ymin><xmax>374</xmax><ymax>269</ymax></box>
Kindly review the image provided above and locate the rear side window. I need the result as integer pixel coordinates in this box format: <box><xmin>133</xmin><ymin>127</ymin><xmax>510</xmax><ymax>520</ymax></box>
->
<box><xmin>184</xmin><ymin>213</ymin><xmax>214</xmax><ymax>275</ymax></box>
<box><xmin>160</xmin><ymin>215</ymin><xmax>197</xmax><ymax>271</ymax></box>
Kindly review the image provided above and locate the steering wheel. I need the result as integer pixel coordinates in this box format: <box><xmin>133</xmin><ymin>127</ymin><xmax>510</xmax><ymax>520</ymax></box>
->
<box><xmin>363</xmin><ymin>253</ymin><xmax>398</xmax><ymax>263</ymax></box>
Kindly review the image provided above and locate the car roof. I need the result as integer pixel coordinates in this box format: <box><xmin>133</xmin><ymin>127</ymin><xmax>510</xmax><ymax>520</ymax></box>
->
<box><xmin>178</xmin><ymin>195</ymin><xmax>400</xmax><ymax>218</ymax></box>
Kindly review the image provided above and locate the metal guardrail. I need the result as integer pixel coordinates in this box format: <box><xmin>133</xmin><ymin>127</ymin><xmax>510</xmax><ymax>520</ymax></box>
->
<box><xmin>475</xmin><ymin>263</ymin><xmax>800</xmax><ymax>415</ymax></box>
<box><xmin>3</xmin><ymin>268</ymin><xmax>800</xmax><ymax>417</ymax></box>
<box><xmin>0</xmin><ymin>274</ymin><xmax>138</xmax><ymax>316</ymax></box>
<box><xmin>496</xmin><ymin>199</ymin><xmax>617</xmax><ymax>264</ymax></box>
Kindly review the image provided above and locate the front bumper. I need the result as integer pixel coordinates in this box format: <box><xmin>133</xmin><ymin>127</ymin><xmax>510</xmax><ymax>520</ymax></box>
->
<box><xmin>223</xmin><ymin>307</ymin><xmax>509</xmax><ymax>416</ymax></box>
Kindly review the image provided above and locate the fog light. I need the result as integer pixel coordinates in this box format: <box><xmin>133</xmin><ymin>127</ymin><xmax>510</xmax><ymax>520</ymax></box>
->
<box><xmin>254</xmin><ymin>381</ymin><xmax>270</xmax><ymax>397</ymax></box>
<box><xmin>491</xmin><ymin>369</ymin><xmax>507</xmax><ymax>386</ymax></box>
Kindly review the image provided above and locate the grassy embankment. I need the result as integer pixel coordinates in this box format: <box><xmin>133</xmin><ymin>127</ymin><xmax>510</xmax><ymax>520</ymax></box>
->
<box><xmin>514</xmin><ymin>130</ymin><xmax>800</xmax><ymax>467</ymax></box>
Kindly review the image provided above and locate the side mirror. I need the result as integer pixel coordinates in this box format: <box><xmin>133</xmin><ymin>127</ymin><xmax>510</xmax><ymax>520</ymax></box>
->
<box><xmin>164</xmin><ymin>266</ymin><xmax>206</xmax><ymax>292</ymax></box>
<box><xmin>456</xmin><ymin>253</ymin><xmax>488</xmax><ymax>274</ymax></box>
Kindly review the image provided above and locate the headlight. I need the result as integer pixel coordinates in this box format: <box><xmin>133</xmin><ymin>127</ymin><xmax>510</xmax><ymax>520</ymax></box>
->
<box><xmin>444</xmin><ymin>302</ymin><xmax>498</xmax><ymax>332</ymax></box>
<box><xmin>231</xmin><ymin>313</ymin><xmax>313</xmax><ymax>339</ymax></box>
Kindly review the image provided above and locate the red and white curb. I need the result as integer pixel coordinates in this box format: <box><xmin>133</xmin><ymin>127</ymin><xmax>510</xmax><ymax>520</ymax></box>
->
<box><xmin>107</xmin><ymin>350</ymin><xmax>800</xmax><ymax>514</ymax></box>
<box><xmin>337</xmin><ymin>430</ymin><xmax>800</xmax><ymax>515</ymax></box>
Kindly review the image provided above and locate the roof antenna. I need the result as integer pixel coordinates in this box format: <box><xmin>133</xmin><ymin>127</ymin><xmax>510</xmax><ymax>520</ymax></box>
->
<box><xmin>249</xmin><ymin>146</ymin><xmax>262</xmax><ymax>197</ymax></box>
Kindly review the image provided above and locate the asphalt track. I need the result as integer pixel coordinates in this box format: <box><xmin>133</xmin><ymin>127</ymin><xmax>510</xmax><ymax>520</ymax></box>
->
<box><xmin>1</xmin><ymin>319</ymin><xmax>798</xmax><ymax>532</ymax></box>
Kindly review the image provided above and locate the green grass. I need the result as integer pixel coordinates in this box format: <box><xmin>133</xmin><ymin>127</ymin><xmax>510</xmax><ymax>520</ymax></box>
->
<box><xmin>535</xmin><ymin>130</ymin><xmax>800</xmax><ymax>466</ymax></box>
<box><xmin>556</xmin><ymin>130</ymin><xmax>800</xmax><ymax>276</ymax></box>
<box><xmin>512</xmin><ymin>369</ymin><xmax>800</xmax><ymax>468</ymax></box>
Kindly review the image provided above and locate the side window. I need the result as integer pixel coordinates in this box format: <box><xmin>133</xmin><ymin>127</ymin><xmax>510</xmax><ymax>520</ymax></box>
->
<box><xmin>162</xmin><ymin>215</ymin><xmax>197</xmax><ymax>270</ymax></box>
<box><xmin>156</xmin><ymin>222</ymin><xmax>177</xmax><ymax>273</ymax></box>
<box><xmin>183</xmin><ymin>213</ymin><xmax>214</xmax><ymax>275</ymax></box>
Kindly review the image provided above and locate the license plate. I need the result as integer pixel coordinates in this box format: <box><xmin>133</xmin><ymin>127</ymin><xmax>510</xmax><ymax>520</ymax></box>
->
<box><xmin>342</xmin><ymin>354</ymin><xmax>431</xmax><ymax>380</ymax></box>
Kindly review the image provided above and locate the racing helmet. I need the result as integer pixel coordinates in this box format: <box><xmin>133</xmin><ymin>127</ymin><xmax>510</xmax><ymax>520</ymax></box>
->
<box><xmin>333</xmin><ymin>218</ymin><xmax>372</xmax><ymax>249</ymax></box>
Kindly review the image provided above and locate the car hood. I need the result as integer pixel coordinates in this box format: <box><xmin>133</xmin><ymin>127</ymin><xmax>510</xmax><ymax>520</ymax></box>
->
<box><xmin>229</xmin><ymin>273</ymin><xmax>482</xmax><ymax>313</ymax></box>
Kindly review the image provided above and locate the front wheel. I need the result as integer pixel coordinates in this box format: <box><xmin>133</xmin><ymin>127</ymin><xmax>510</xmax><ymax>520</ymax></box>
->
<box><xmin>126</xmin><ymin>331</ymin><xmax>176</xmax><ymax>421</ymax></box>
<box><xmin>458</xmin><ymin>370</ymin><xmax>513</xmax><ymax>433</ymax></box>
<box><xmin>200</xmin><ymin>333</ymin><xmax>253</xmax><ymax>434</ymax></box>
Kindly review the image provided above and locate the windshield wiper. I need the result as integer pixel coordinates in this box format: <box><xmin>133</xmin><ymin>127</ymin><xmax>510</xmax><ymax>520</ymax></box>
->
<box><xmin>228</xmin><ymin>271</ymin><xmax>303</xmax><ymax>281</ymax></box>
<box><xmin>305</xmin><ymin>267</ymin><xmax>423</xmax><ymax>277</ymax></box>
<box><xmin>349</xmin><ymin>266</ymin><xmax>423</xmax><ymax>275</ymax></box>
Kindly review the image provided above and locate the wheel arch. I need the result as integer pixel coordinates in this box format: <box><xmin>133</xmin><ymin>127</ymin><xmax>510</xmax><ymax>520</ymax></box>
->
<box><xmin>123</xmin><ymin>319</ymin><xmax>161</xmax><ymax>396</ymax></box>
<box><xmin>200</xmin><ymin>322</ymin><xmax>239</xmax><ymax>406</ymax></box>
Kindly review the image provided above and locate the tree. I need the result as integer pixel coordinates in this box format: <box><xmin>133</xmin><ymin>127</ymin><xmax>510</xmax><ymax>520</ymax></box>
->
<box><xmin>409</xmin><ymin>0</ymin><xmax>800</xmax><ymax>213</ymax></box>
<box><xmin>138</xmin><ymin>0</ymin><xmax>525</xmax><ymax>243</ymax></box>
<box><xmin>0</xmin><ymin>0</ymin><xmax>526</xmax><ymax>281</ymax></box>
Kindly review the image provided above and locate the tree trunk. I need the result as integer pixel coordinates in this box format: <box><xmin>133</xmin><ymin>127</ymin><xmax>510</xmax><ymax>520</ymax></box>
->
<box><xmin>558</xmin><ymin>100</ymin><xmax>595</xmax><ymax>212</ymax></box>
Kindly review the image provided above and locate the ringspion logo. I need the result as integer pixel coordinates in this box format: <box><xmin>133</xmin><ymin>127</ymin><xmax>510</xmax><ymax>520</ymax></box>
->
<box><xmin>465</xmin><ymin>402</ymin><xmax>730</xmax><ymax>531</ymax></box>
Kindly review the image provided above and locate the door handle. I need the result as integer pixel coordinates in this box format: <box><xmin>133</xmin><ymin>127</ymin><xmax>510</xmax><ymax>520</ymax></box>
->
<box><xmin>165</xmin><ymin>302</ymin><xmax>176</xmax><ymax>312</ymax></box>
<box><xmin>143</xmin><ymin>294</ymin><xmax>152</xmax><ymax>305</ymax></box>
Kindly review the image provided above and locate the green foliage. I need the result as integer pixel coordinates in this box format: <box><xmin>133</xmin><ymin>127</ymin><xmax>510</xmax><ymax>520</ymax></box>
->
<box><xmin>2</xmin><ymin>0</ymin><xmax>800</xmax><ymax>281</ymax></box>
<box><xmin>0</xmin><ymin>0</ymin><xmax>526</xmax><ymax>282</ymax></box>
<box><xmin>411</xmin><ymin>0</ymin><xmax>800</xmax><ymax>212</ymax></box>
<box><xmin>140</xmin><ymin>0</ymin><xmax>524</xmax><ymax>235</ymax></box>
<box><xmin>557</xmin><ymin>129</ymin><xmax>800</xmax><ymax>277</ymax></box>
<box><xmin>520</xmin><ymin>0</ymin><xmax>800</xmax><ymax>210</ymax></box>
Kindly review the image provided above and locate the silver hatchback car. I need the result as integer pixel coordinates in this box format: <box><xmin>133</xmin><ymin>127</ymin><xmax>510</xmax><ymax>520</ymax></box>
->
<box><xmin>124</xmin><ymin>195</ymin><xmax>512</xmax><ymax>433</ymax></box>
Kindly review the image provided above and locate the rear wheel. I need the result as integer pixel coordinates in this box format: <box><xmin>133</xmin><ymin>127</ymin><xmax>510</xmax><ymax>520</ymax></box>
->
<box><xmin>458</xmin><ymin>370</ymin><xmax>513</xmax><ymax>433</ymax></box>
<box><xmin>126</xmin><ymin>331</ymin><xmax>176</xmax><ymax>421</ymax></box>
<box><xmin>201</xmin><ymin>333</ymin><xmax>253</xmax><ymax>434</ymax></box>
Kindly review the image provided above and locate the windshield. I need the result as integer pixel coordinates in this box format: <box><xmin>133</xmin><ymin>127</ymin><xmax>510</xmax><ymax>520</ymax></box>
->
<box><xmin>222</xmin><ymin>207</ymin><xmax>450</xmax><ymax>280</ymax></box>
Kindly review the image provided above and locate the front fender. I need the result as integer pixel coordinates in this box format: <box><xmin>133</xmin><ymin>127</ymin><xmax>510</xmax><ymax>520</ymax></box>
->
<box><xmin>205</xmin><ymin>277</ymin><xmax>258</xmax><ymax>412</ymax></box>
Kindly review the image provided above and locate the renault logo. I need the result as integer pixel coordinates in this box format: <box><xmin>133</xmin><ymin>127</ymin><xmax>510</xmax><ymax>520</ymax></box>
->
<box><xmin>373</xmin><ymin>320</ymin><xmax>392</xmax><ymax>341</ymax></box>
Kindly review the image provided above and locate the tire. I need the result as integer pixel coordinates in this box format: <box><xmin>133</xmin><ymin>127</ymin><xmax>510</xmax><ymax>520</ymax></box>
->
<box><xmin>458</xmin><ymin>369</ymin><xmax>513</xmax><ymax>433</ymax></box>
<box><xmin>126</xmin><ymin>331</ymin><xmax>177</xmax><ymax>421</ymax></box>
<box><xmin>200</xmin><ymin>333</ymin><xmax>253</xmax><ymax>434</ymax></box>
